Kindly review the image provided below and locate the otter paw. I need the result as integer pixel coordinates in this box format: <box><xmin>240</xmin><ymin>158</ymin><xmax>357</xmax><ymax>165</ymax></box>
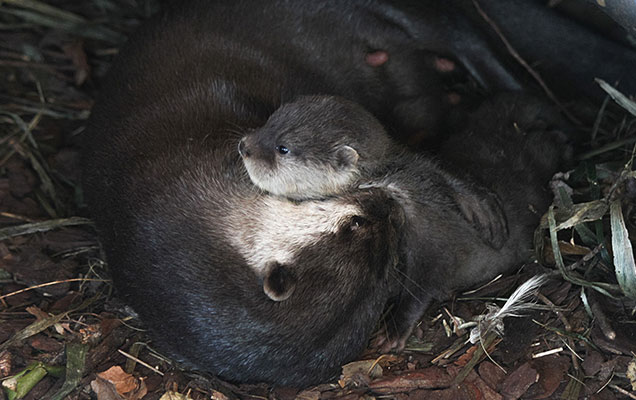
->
<box><xmin>373</xmin><ymin>323</ymin><xmax>415</xmax><ymax>353</ymax></box>
<box><xmin>454</xmin><ymin>184</ymin><xmax>509</xmax><ymax>249</ymax></box>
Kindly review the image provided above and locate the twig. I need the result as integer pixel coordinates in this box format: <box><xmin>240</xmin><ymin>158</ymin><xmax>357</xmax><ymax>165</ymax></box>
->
<box><xmin>537</xmin><ymin>293</ymin><xmax>571</xmax><ymax>330</ymax></box>
<box><xmin>0</xmin><ymin>212</ymin><xmax>36</xmax><ymax>222</ymax></box>
<box><xmin>117</xmin><ymin>349</ymin><xmax>164</xmax><ymax>376</ymax></box>
<box><xmin>591</xmin><ymin>95</ymin><xmax>611</xmax><ymax>143</ymax></box>
<box><xmin>596</xmin><ymin>373</ymin><xmax>614</xmax><ymax>394</ymax></box>
<box><xmin>536</xmin><ymin>292</ymin><xmax>580</xmax><ymax>370</ymax></box>
<box><xmin>471</xmin><ymin>0</ymin><xmax>580</xmax><ymax>124</ymax></box>
<box><xmin>0</xmin><ymin>278</ymin><xmax>109</xmax><ymax>300</ymax></box>
<box><xmin>587</xmin><ymin>292</ymin><xmax>617</xmax><ymax>340</ymax></box>
<box><xmin>0</xmin><ymin>216</ymin><xmax>92</xmax><ymax>240</ymax></box>
<box><xmin>610</xmin><ymin>384</ymin><xmax>636</xmax><ymax>400</ymax></box>
<box><xmin>532</xmin><ymin>347</ymin><xmax>563</xmax><ymax>358</ymax></box>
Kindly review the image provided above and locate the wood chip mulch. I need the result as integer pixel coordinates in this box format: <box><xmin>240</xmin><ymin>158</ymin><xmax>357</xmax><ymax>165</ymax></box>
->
<box><xmin>1</xmin><ymin>1</ymin><xmax>635</xmax><ymax>399</ymax></box>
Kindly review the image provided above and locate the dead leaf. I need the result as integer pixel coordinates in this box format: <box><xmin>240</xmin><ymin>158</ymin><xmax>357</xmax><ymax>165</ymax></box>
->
<box><xmin>627</xmin><ymin>358</ymin><xmax>636</xmax><ymax>391</ymax></box>
<box><xmin>369</xmin><ymin>367</ymin><xmax>451</xmax><ymax>393</ymax></box>
<box><xmin>499</xmin><ymin>362</ymin><xmax>538</xmax><ymax>400</ymax></box>
<box><xmin>211</xmin><ymin>390</ymin><xmax>230</xmax><ymax>400</ymax></box>
<box><xmin>91</xmin><ymin>377</ymin><xmax>124</xmax><ymax>400</ymax></box>
<box><xmin>454</xmin><ymin>343</ymin><xmax>478</xmax><ymax>367</ymax></box>
<box><xmin>528</xmin><ymin>356</ymin><xmax>570</xmax><ymax>399</ymax></box>
<box><xmin>97</xmin><ymin>366</ymin><xmax>136</xmax><ymax>394</ymax></box>
<box><xmin>339</xmin><ymin>359</ymin><xmax>383</xmax><ymax>388</ymax></box>
<box><xmin>582</xmin><ymin>350</ymin><xmax>605</xmax><ymax>377</ymax></box>
<box><xmin>159</xmin><ymin>392</ymin><xmax>192</xmax><ymax>400</ymax></box>
<box><xmin>478</xmin><ymin>361</ymin><xmax>506</xmax><ymax>390</ymax></box>
<box><xmin>463</xmin><ymin>369</ymin><xmax>503</xmax><ymax>400</ymax></box>
<box><xmin>539</xmin><ymin>200</ymin><xmax>608</xmax><ymax>230</ymax></box>
<box><xmin>29</xmin><ymin>335</ymin><xmax>64</xmax><ymax>352</ymax></box>
<box><xmin>93</xmin><ymin>366</ymin><xmax>147</xmax><ymax>400</ymax></box>
<box><xmin>542</xmin><ymin>239</ymin><xmax>590</xmax><ymax>264</ymax></box>
<box><xmin>26</xmin><ymin>306</ymin><xmax>49</xmax><ymax>321</ymax></box>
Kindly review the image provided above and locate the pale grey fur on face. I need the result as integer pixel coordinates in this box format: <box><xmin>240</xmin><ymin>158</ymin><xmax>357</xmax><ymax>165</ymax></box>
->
<box><xmin>241</xmin><ymin>149</ymin><xmax>360</xmax><ymax>199</ymax></box>
<box><xmin>223</xmin><ymin>194</ymin><xmax>362</xmax><ymax>274</ymax></box>
<box><xmin>239</xmin><ymin>95</ymin><xmax>392</xmax><ymax>199</ymax></box>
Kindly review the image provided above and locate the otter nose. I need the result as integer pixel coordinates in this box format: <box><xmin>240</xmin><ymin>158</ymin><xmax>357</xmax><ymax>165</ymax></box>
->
<box><xmin>238</xmin><ymin>138</ymin><xmax>250</xmax><ymax>158</ymax></box>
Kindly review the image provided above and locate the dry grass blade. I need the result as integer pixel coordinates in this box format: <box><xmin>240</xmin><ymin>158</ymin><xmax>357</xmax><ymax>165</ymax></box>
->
<box><xmin>0</xmin><ymin>312</ymin><xmax>67</xmax><ymax>351</ymax></box>
<box><xmin>10</xmin><ymin>138</ymin><xmax>63</xmax><ymax>216</ymax></box>
<box><xmin>0</xmin><ymin>278</ymin><xmax>108</xmax><ymax>300</ymax></box>
<box><xmin>0</xmin><ymin>216</ymin><xmax>92</xmax><ymax>240</ymax></box>
<box><xmin>610</xmin><ymin>201</ymin><xmax>636</xmax><ymax>299</ymax></box>
<box><xmin>1</xmin><ymin>291</ymin><xmax>102</xmax><ymax>352</ymax></box>
<box><xmin>596</xmin><ymin>78</ymin><xmax>636</xmax><ymax>116</ymax></box>
<box><xmin>50</xmin><ymin>342</ymin><xmax>89</xmax><ymax>400</ymax></box>
<box><xmin>579</xmin><ymin>136</ymin><xmax>636</xmax><ymax>160</ymax></box>
<box><xmin>0</xmin><ymin>1</ymin><xmax>126</xmax><ymax>43</ymax></box>
<box><xmin>1</xmin><ymin>0</ymin><xmax>87</xmax><ymax>24</ymax></box>
<box><xmin>540</xmin><ymin>200</ymin><xmax>609</xmax><ymax>231</ymax></box>
<box><xmin>547</xmin><ymin>206</ymin><xmax>619</xmax><ymax>297</ymax></box>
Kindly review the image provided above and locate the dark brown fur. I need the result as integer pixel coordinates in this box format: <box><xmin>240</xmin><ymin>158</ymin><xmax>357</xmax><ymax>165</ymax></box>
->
<box><xmin>83</xmin><ymin>0</ymin><xmax>609</xmax><ymax>386</ymax></box>
<box><xmin>238</xmin><ymin>94</ymin><xmax>570</xmax><ymax>349</ymax></box>
<box><xmin>84</xmin><ymin>120</ymin><xmax>404</xmax><ymax>386</ymax></box>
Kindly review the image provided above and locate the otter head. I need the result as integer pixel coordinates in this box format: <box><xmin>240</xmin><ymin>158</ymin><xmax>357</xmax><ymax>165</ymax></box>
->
<box><xmin>258</xmin><ymin>187</ymin><xmax>405</xmax><ymax>305</ymax></box>
<box><xmin>239</xmin><ymin>95</ymin><xmax>393</xmax><ymax>199</ymax></box>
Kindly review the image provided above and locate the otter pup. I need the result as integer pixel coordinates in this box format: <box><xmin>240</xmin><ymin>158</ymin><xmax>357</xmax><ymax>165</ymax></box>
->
<box><xmin>239</xmin><ymin>95</ymin><xmax>508</xmax><ymax>248</ymax></box>
<box><xmin>239</xmin><ymin>94</ymin><xmax>569</xmax><ymax>350</ymax></box>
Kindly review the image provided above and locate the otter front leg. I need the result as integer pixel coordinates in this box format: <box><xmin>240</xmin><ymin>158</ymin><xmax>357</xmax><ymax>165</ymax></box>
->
<box><xmin>441</xmin><ymin>171</ymin><xmax>509</xmax><ymax>249</ymax></box>
<box><xmin>376</xmin><ymin>292</ymin><xmax>432</xmax><ymax>353</ymax></box>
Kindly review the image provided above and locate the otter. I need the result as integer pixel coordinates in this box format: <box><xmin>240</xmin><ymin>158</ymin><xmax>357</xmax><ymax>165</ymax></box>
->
<box><xmin>239</xmin><ymin>94</ymin><xmax>570</xmax><ymax>350</ymax></box>
<box><xmin>85</xmin><ymin>129</ymin><xmax>404</xmax><ymax>386</ymax></box>
<box><xmin>83</xmin><ymin>1</ymin><xmax>518</xmax><ymax>385</ymax></box>
<box><xmin>82</xmin><ymin>0</ymin><xmax>617</xmax><ymax>386</ymax></box>
<box><xmin>118</xmin><ymin>0</ymin><xmax>636</xmax><ymax>146</ymax></box>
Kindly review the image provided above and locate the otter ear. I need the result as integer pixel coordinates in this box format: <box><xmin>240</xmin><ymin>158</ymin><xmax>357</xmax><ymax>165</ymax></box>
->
<box><xmin>336</xmin><ymin>145</ymin><xmax>359</xmax><ymax>168</ymax></box>
<box><xmin>263</xmin><ymin>262</ymin><xmax>297</xmax><ymax>301</ymax></box>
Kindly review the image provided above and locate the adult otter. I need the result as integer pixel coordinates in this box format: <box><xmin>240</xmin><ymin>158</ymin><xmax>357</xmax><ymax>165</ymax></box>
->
<box><xmin>106</xmin><ymin>1</ymin><xmax>636</xmax><ymax>146</ymax></box>
<box><xmin>82</xmin><ymin>0</ymin><xmax>439</xmax><ymax>385</ymax></box>
<box><xmin>85</xmin><ymin>123</ymin><xmax>405</xmax><ymax>386</ymax></box>
<box><xmin>239</xmin><ymin>94</ymin><xmax>570</xmax><ymax>350</ymax></box>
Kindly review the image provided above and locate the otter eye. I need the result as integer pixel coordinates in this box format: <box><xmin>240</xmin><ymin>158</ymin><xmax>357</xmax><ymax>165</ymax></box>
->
<box><xmin>350</xmin><ymin>216</ymin><xmax>368</xmax><ymax>230</ymax></box>
<box><xmin>276</xmin><ymin>145</ymin><xmax>289</xmax><ymax>155</ymax></box>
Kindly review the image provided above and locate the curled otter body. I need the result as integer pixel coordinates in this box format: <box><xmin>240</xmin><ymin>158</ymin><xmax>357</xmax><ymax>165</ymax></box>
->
<box><xmin>85</xmin><ymin>129</ymin><xmax>403</xmax><ymax>385</ymax></box>
<box><xmin>82</xmin><ymin>0</ymin><xmax>610</xmax><ymax>386</ymax></box>
<box><xmin>240</xmin><ymin>94</ymin><xmax>570</xmax><ymax>350</ymax></box>
<box><xmin>83</xmin><ymin>2</ymin><xmax>516</xmax><ymax>383</ymax></box>
<box><xmin>82</xmin><ymin>1</ymin><xmax>424</xmax><ymax>385</ymax></box>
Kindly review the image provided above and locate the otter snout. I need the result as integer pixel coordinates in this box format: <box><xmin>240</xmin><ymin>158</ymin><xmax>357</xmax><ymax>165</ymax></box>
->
<box><xmin>238</xmin><ymin>138</ymin><xmax>250</xmax><ymax>158</ymax></box>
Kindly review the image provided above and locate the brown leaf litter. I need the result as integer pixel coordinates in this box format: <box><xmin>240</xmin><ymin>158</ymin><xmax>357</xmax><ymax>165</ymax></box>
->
<box><xmin>1</xmin><ymin>1</ymin><xmax>635</xmax><ymax>399</ymax></box>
